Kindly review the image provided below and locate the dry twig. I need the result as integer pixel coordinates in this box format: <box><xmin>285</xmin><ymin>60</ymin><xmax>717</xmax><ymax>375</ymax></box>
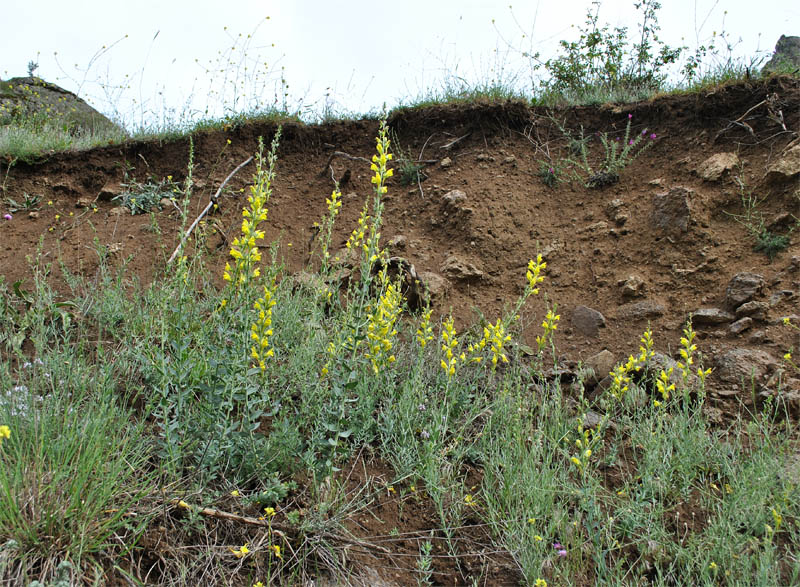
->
<box><xmin>167</xmin><ymin>156</ymin><xmax>253</xmax><ymax>264</ymax></box>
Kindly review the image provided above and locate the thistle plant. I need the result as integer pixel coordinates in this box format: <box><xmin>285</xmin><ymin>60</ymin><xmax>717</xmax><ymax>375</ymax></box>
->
<box><xmin>562</xmin><ymin>114</ymin><xmax>657</xmax><ymax>188</ymax></box>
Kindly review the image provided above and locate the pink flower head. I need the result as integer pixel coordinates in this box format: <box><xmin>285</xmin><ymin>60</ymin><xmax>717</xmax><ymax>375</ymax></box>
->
<box><xmin>629</xmin><ymin>139</ymin><xmax>634</xmax><ymax>145</ymax></box>
<box><xmin>3</xmin><ymin>214</ymin><xmax>11</xmax><ymax>221</ymax></box>
<box><xmin>552</xmin><ymin>542</ymin><xmax>562</xmax><ymax>550</ymax></box>
<box><xmin>650</xmin><ymin>133</ymin><xmax>657</xmax><ymax>140</ymax></box>
<box><xmin>628</xmin><ymin>113</ymin><xmax>633</xmax><ymax>119</ymax></box>
<box><xmin>642</xmin><ymin>129</ymin><xmax>647</xmax><ymax>135</ymax></box>
<box><xmin>558</xmin><ymin>549</ymin><xmax>568</xmax><ymax>557</ymax></box>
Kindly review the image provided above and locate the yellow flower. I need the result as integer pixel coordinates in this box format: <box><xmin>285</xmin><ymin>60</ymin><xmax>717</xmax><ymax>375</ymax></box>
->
<box><xmin>464</xmin><ymin>494</ymin><xmax>477</xmax><ymax>506</ymax></box>
<box><xmin>535</xmin><ymin>580</ymin><xmax>548</xmax><ymax>587</ymax></box>
<box><xmin>271</xmin><ymin>544</ymin><xmax>282</xmax><ymax>559</ymax></box>
<box><xmin>230</xmin><ymin>544</ymin><xmax>250</xmax><ymax>558</ymax></box>
<box><xmin>785</xmin><ymin>352</ymin><xmax>792</xmax><ymax>361</ymax></box>
<box><xmin>254</xmin><ymin>582</ymin><xmax>265</xmax><ymax>587</ymax></box>
<box><xmin>0</xmin><ymin>425</ymin><xmax>9</xmax><ymax>440</ymax></box>
<box><xmin>709</xmin><ymin>562</ymin><xmax>718</xmax><ymax>571</ymax></box>
<box><xmin>230</xmin><ymin>490</ymin><xmax>240</xmax><ymax>497</ymax></box>
<box><xmin>264</xmin><ymin>507</ymin><xmax>276</xmax><ymax>518</ymax></box>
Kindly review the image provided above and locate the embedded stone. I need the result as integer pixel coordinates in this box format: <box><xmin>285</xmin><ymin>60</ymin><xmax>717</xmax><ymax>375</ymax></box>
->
<box><xmin>419</xmin><ymin>271</ymin><xmax>451</xmax><ymax>303</ymax></box>
<box><xmin>714</xmin><ymin>348</ymin><xmax>777</xmax><ymax>388</ymax></box>
<box><xmin>619</xmin><ymin>275</ymin><xmax>646</xmax><ymax>298</ymax></box>
<box><xmin>725</xmin><ymin>272</ymin><xmax>764</xmax><ymax>309</ymax></box>
<box><xmin>729</xmin><ymin>317</ymin><xmax>753</xmax><ymax>335</ymax></box>
<box><xmin>583</xmin><ymin>349</ymin><xmax>615</xmax><ymax>384</ymax></box>
<box><xmin>572</xmin><ymin>305</ymin><xmax>606</xmax><ymax>337</ymax></box>
<box><xmin>440</xmin><ymin>157</ymin><xmax>453</xmax><ymax>168</ymax></box>
<box><xmin>617</xmin><ymin>300</ymin><xmax>665</xmax><ymax>320</ymax></box>
<box><xmin>439</xmin><ymin>256</ymin><xmax>483</xmax><ymax>281</ymax></box>
<box><xmin>651</xmin><ymin>186</ymin><xmax>694</xmax><ymax>235</ymax></box>
<box><xmin>442</xmin><ymin>189</ymin><xmax>467</xmax><ymax>206</ymax></box>
<box><xmin>692</xmin><ymin>308</ymin><xmax>735</xmax><ymax>325</ymax></box>
<box><xmin>735</xmin><ymin>301</ymin><xmax>768</xmax><ymax>320</ymax></box>
<box><xmin>765</xmin><ymin>144</ymin><xmax>800</xmax><ymax>183</ymax></box>
<box><xmin>696</xmin><ymin>152</ymin><xmax>739</xmax><ymax>181</ymax></box>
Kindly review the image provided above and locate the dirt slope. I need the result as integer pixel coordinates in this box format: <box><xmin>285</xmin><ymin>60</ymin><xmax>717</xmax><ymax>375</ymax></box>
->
<box><xmin>2</xmin><ymin>77</ymin><xmax>799</xmax><ymax>416</ymax></box>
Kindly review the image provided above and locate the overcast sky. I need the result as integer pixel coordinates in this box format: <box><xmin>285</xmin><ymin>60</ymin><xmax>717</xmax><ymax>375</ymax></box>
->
<box><xmin>2</xmin><ymin>1</ymin><xmax>797</xmax><ymax>129</ymax></box>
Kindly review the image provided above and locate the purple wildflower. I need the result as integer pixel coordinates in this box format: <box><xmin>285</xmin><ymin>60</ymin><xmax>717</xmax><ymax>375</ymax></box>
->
<box><xmin>629</xmin><ymin>139</ymin><xmax>634</xmax><ymax>145</ymax></box>
<box><xmin>548</xmin><ymin>167</ymin><xmax>554</xmax><ymax>174</ymax></box>
<box><xmin>650</xmin><ymin>133</ymin><xmax>657</xmax><ymax>140</ymax></box>
<box><xmin>552</xmin><ymin>542</ymin><xmax>562</xmax><ymax>550</ymax></box>
<box><xmin>642</xmin><ymin>129</ymin><xmax>647</xmax><ymax>135</ymax></box>
<box><xmin>3</xmin><ymin>214</ymin><xmax>11</xmax><ymax>221</ymax></box>
<box><xmin>628</xmin><ymin>113</ymin><xmax>633</xmax><ymax>119</ymax></box>
<box><xmin>558</xmin><ymin>549</ymin><xmax>567</xmax><ymax>557</ymax></box>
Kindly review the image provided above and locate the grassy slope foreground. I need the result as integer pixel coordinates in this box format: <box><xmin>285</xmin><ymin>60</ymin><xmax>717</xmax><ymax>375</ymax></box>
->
<box><xmin>0</xmin><ymin>76</ymin><xmax>799</xmax><ymax>585</ymax></box>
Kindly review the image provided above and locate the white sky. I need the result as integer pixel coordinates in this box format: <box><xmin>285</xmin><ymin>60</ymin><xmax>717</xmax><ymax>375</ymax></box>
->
<box><xmin>2</xmin><ymin>1</ymin><xmax>797</xmax><ymax>129</ymax></box>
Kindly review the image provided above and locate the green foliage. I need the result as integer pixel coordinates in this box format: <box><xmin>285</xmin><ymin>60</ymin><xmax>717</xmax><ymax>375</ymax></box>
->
<box><xmin>555</xmin><ymin>114</ymin><xmax>657</xmax><ymax>188</ymax></box>
<box><xmin>114</xmin><ymin>175</ymin><xmax>181</xmax><ymax>215</ymax></box>
<box><xmin>541</xmin><ymin>1</ymin><xmax>683</xmax><ymax>101</ymax></box>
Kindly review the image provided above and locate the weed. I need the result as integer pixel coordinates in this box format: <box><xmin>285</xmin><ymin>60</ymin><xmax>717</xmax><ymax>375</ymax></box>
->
<box><xmin>4</xmin><ymin>193</ymin><xmax>40</xmax><ymax>213</ymax></box>
<box><xmin>555</xmin><ymin>114</ymin><xmax>657</xmax><ymax>188</ymax></box>
<box><xmin>728</xmin><ymin>169</ymin><xmax>796</xmax><ymax>260</ymax></box>
<box><xmin>114</xmin><ymin>175</ymin><xmax>181</xmax><ymax>215</ymax></box>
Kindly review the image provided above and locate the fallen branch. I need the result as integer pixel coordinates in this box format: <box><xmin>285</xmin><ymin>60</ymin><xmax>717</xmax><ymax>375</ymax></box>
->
<box><xmin>167</xmin><ymin>156</ymin><xmax>253</xmax><ymax>264</ymax></box>
<box><xmin>319</xmin><ymin>151</ymin><xmax>371</xmax><ymax>177</ymax></box>
<box><xmin>170</xmin><ymin>499</ymin><xmax>391</xmax><ymax>554</ymax></box>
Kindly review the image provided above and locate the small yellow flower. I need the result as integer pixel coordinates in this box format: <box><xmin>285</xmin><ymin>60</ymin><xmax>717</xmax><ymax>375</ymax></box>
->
<box><xmin>527</xmin><ymin>517</ymin><xmax>536</xmax><ymax>524</ymax></box>
<box><xmin>464</xmin><ymin>494</ymin><xmax>477</xmax><ymax>506</ymax></box>
<box><xmin>270</xmin><ymin>544</ymin><xmax>282</xmax><ymax>559</ymax></box>
<box><xmin>709</xmin><ymin>562</ymin><xmax>718</xmax><ymax>571</ymax></box>
<box><xmin>264</xmin><ymin>507</ymin><xmax>276</xmax><ymax>517</ymax></box>
<box><xmin>230</xmin><ymin>490</ymin><xmax>240</xmax><ymax>497</ymax></box>
<box><xmin>0</xmin><ymin>425</ymin><xmax>9</xmax><ymax>440</ymax></box>
<box><xmin>783</xmin><ymin>317</ymin><xmax>791</xmax><ymax>325</ymax></box>
<box><xmin>534</xmin><ymin>535</ymin><xmax>543</xmax><ymax>541</ymax></box>
<box><xmin>785</xmin><ymin>352</ymin><xmax>792</xmax><ymax>361</ymax></box>
<box><xmin>254</xmin><ymin>582</ymin><xmax>265</xmax><ymax>587</ymax></box>
<box><xmin>230</xmin><ymin>544</ymin><xmax>250</xmax><ymax>558</ymax></box>
<box><xmin>535</xmin><ymin>580</ymin><xmax>548</xmax><ymax>587</ymax></box>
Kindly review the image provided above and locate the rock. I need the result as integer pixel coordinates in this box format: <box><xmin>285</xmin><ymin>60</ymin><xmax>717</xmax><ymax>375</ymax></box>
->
<box><xmin>617</xmin><ymin>300</ymin><xmax>665</xmax><ymax>320</ymax></box>
<box><xmin>765</xmin><ymin>143</ymin><xmax>800</xmax><ymax>184</ymax></box>
<box><xmin>28</xmin><ymin>211</ymin><xmax>39</xmax><ymax>219</ymax></box>
<box><xmin>98</xmin><ymin>181</ymin><xmax>123</xmax><ymax>201</ymax></box>
<box><xmin>159</xmin><ymin>197</ymin><xmax>174</xmax><ymax>209</ymax></box>
<box><xmin>729</xmin><ymin>317</ymin><xmax>753</xmax><ymax>335</ymax></box>
<box><xmin>748</xmin><ymin>330</ymin><xmax>767</xmax><ymax>344</ymax></box>
<box><xmin>572</xmin><ymin>305</ymin><xmax>606</xmax><ymax>337</ymax></box>
<box><xmin>439</xmin><ymin>256</ymin><xmax>483</xmax><ymax>281</ymax></box>
<box><xmin>692</xmin><ymin>308</ymin><xmax>735</xmax><ymax>325</ymax></box>
<box><xmin>649</xmin><ymin>352</ymin><xmax>699</xmax><ymax>389</ymax></box>
<box><xmin>442</xmin><ymin>189</ymin><xmax>467</xmax><ymax>206</ymax></box>
<box><xmin>577</xmin><ymin>220</ymin><xmax>608</xmax><ymax>234</ymax></box>
<box><xmin>696</xmin><ymin>152</ymin><xmax>739</xmax><ymax>181</ymax></box>
<box><xmin>714</xmin><ymin>348</ymin><xmax>777</xmax><ymax>389</ymax></box>
<box><xmin>725</xmin><ymin>272</ymin><xmax>764</xmax><ymax>309</ymax></box>
<box><xmin>76</xmin><ymin>197</ymin><xmax>95</xmax><ymax>208</ymax></box>
<box><xmin>0</xmin><ymin>76</ymin><xmax>125</xmax><ymax>137</ymax></box>
<box><xmin>735</xmin><ymin>301</ymin><xmax>768</xmax><ymax>320</ymax></box>
<box><xmin>419</xmin><ymin>271</ymin><xmax>451</xmax><ymax>304</ymax></box>
<box><xmin>108</xmin><ymin>206</ymin><xmax>127</xmax><ymax>217</ymax></box>
<box><xmin>762</xmin><ymin>35</ymin><xmax>800</xmax><ymax>74</ymax></box>
<box><xmin>388</xmin><ymin>235</ymin><xmax>407</xmax><ymax>251</ymax></box>
<box><xmin>619</xmin><ymin>275</ymin><xmax>646</xmax><ymax>298</ymax></box>
<box><xmin>583</xmin><ymin>350</ymin><xmax>615</xmax><ymax>384</ymax></box>
<box><xmin>440</xmin><ymin>157</ymin><xmax>453</xmax><ymax>169</ymax></box>
<box><xmin>651</xmin><ymin>186</ymin><xmax>694</xmax><ymax>235</ymax></box>
<box><xmin>605</xmin><ymin>199</ymin><xmax>629</xmax><ymax>226</ymax></box>
<box><xmin>503</xmin><ymin>155</ymin><xmax>516</xmax><ymax>164</ymax></box>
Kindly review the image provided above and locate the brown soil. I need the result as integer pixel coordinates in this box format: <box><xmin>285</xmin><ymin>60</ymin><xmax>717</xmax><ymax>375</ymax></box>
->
<box><xmin>2</xmin><ymin>76</ymin><xmax>800</xmax><ymax>585</ymax></box>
